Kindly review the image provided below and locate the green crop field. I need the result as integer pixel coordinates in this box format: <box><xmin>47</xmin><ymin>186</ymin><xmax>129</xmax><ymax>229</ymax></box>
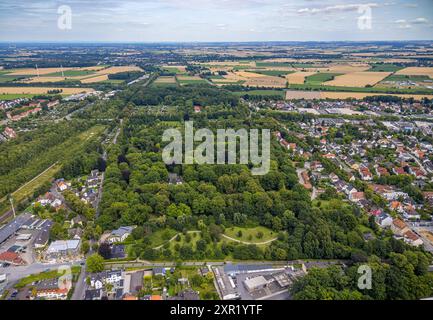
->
<box><xmin>0</xmin><ymin>93</ymin><xmax>43</xmax><ymax>100</ymax></box>
<box><xmin>256</xmin><ymin>62</ymin><xmax>292</xmax><ymax>68</ymax></box>
<box><xmin>383</xmin><ymin>74</ymin><xmax>431</xmax><ymax>82</ymax></box>
<box><xmin>43</xmin><ymin>70</ymin><xmax>96</xmax><ymax>77</ymax></box>
<box><xmin>368</xmin><ymin>64</ymin><xmax>404</xmax><ymax>72</ymax></box>
<box><xmin>287</xmin><ymin>83</ymin><xmax>433</xmax><ymax>94</ymax></box>
<box><xmin>250</xmin><ymin>70</ymin><xmax>294</xmax><ymax>76</ymax></box>
<box><xmin>232</xmin><ymin>89</ymin><xmax>286</xmax><ymax>98</ymax></box>
<box><xmin>305</xmin><ymin>73</ymin><xmax>343</xmax><ymax>85</ymax></box>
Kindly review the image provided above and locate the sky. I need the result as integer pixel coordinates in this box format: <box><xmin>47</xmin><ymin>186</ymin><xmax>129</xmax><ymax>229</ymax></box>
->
<box><xmin>0</xmin><ymin>0</ymin><xmax>432</xmax><ymax>42</ymax></box>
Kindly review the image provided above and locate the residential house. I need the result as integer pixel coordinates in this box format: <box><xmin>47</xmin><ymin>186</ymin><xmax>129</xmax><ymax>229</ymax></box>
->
<box><xmin>391</xmin><ymin>218</ymin><xmax>410</xmax><ymax>236</ymax></box>
<box><xmin>403</xmin><ymin>230</ymin><xmax>423</xmax><ymax>247</ymax></box>
<box><xmin>34</xmin><ymin>278</ymin><xmax>70</xmax><ymax>300</ymax></box>
<box><xmin>153</xmin><ymin>267</ymin><xmax>166</xmax><ymax>277</ymax></box>
<box><xmin>107</xmin><ymin>226</ymin><xmax>135</xmax><ymax>244</ymax></box>
<box><xmin>85</xmin><ymin>289</ymin><xmax>103</xmax><ymax>300</ymax></box>
<box><xmin>375</xmin><ymin>213</ymin><xmax>393</xmax><ymax>228</ymax></box>
<box><xmin>349</xmin><ymin>192</ymin><xmax>365</xmax><ymax>203</ymax></box>
<box><xmin>359</xmin><ymin>166</ymin><xmax>373</xmax><ymax>181</ymax></box>
<box><xmin>90</xmin><ymin>270</ymin><xmax>123</xmax><ymax>290</ymax></box>
<box><xmin>0</xmin><ymin>251</ymin><xmax>26</xmax><ymax>265</ymax></box>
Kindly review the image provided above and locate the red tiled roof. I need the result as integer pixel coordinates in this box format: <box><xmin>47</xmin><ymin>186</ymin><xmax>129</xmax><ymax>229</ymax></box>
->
<box><xmin>0</xmin><ymin>251</ymin><xmax>26</xmax><ymax>265</ymax></box>
<box><xmin>392</xmin><ymin>218</ymin><xmax>407</xmax><ymax>230</ymax></box>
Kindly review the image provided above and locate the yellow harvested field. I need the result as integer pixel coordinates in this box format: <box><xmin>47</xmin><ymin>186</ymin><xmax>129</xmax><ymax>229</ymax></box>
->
<box><xmin>220</xmin><ymin>71</ymin><xmax>286</xmax><ymax>88</ymax></box>
<box><xmin>285</xmin><ymin>90</ymin><xmax>433</xmax><ymax>101</ymax></box>
<box><xmin>326</xmin><ymin>72</ymin><xmax>391</xmax><ymax>87</ymax></box>
<box><xmin>154</xmin><ymin>76</ymin><xmax>176</xmax><ymax>83</ymax></box>
<box><xmin>6</xmin><ymin>65</ymin><xmax>106</xmax><ymax>76</ymax></box>
<box><xmin>395</xmin><ymin>67</ymin><xmax>433</xmax><ymax>78</ymax></box>
<box><xmin>324</xmin><ymin>64</ymin><xmax>370</xmax><ymax>73</ymax></box>
<box><xmin>81</xmin><ymin>74</ymin><xmax>109</xmax><ymax>83</ymax></box>
<box><xmin>203</xmin><ymin>61</ymin><xmax>256</xmax><ymax>68</ymax></box>
<box><xmin>243</xmin><ymin>77</ymin><xmax>286</xmax><ymax>88</ymax></box>
<box><xmin>94</xmin><ymin>66</ymin><xmax>143</xmax><ymax>75</ymax></box>
<box><xmin>22</xmin><ymin>77</ymin><xmax>69</xmax><ymax>83</ymax></box>
<box><xmin>7</xmin><ymin>67</ymin><xmax>74</xmax><ymax>76</ymax></box>
<box><xmin>285</xmin><ymin>91</ymin><xmax>321</xmax><ymax>99</ymax></box>
<box><xmin>286</xmin><ymin>72</ymin><xmax>317</xmax><ymax>84</ymax></box>
<box><xmin>82</xmin><ymin>66</ymin><xmax>106</xmax><ymax>71</ymax></box>
<box><xmin>0</xmin><ymin>87</ymin><xmax>94</xmax><ymax>94</ymax></box>
<box><xmin>236</xmin><ymin>71</ymin><xmax>267</xmax><ymax>78</ymax></box>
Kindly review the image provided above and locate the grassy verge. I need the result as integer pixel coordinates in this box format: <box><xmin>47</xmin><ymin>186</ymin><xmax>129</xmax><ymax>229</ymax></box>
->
<box><xmin>15</xmin><ymin>266</ymin><xmax>81</xmax><ymax>289</ymax></box>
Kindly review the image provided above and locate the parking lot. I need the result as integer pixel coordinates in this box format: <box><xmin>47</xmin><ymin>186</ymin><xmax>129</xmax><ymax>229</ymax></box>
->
<box><xmin>0</xmin><ymin>229</ymin><xmax>40</xmax><ymax>265</ymax></box>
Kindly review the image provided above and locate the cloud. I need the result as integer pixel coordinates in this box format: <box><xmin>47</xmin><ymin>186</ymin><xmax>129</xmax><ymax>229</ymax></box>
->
<box><xmin>297</xmin><ymin>3</ymin><xmax>379</xmax><ymax>15</ymax></box>
<box><xmin>394</xmin><ymin>19</ymin><xmax>412</xmax><ymax>29</ymax></box>
<box><xmin>411</xmin><ymin>17</ymin><xmax>428</xmax><ymax>24</ymax></box>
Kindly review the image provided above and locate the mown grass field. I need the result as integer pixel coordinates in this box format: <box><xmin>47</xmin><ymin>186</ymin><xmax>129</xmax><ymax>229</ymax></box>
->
<box><xmin>223</xmin><ymin>226</ymin><xmax>277</xmax><ymax>244</ymax></box>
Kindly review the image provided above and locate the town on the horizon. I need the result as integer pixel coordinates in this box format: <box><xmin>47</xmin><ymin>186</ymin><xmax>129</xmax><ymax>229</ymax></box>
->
<box><xmin>0</xmin><ymin>0</ymin><xmax>433</xmax><ymax>306</ymax></box>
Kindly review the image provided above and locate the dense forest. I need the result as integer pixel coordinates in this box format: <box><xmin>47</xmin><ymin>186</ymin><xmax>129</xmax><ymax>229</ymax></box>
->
<box><xmin>94</xmin><ymin>83</ymin><xmax>432</xmax><ymax>300</ymax></box>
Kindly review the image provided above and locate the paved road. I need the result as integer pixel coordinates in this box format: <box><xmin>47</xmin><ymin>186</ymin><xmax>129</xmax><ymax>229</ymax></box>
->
<box><xmin>71</xmin><ymin>264</ymin><xmax>87</xmax><ymax>300</ymax></box>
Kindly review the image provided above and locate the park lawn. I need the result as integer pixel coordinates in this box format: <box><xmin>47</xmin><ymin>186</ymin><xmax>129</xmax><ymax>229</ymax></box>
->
<box><xmin>368</xmin><ymin>64</ymin><xmax>404</xmax><ymax>72</ymax></box>
<box><xmin>223</xmin><ymin>226</ymin><xmax>276</xmax><ymax>243</ymax></box>
<box><xmin>305</xmin><ymin>73</ymin><xmax>343</xmax><ymax>85</ymax></box>
<box><xmin>146</xmin><ymin>228</ymin><xmax>178</xmax><ymax>248</ymax></box>
<box><xmin>168</xmin><ymin>231</ymin><xmax>202</xmax><ymax>251</ymax></box>
<box><xmin>15</xmin><ymin>266</ymin><xmax>81</xmax><ymax>288</ymax></box>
